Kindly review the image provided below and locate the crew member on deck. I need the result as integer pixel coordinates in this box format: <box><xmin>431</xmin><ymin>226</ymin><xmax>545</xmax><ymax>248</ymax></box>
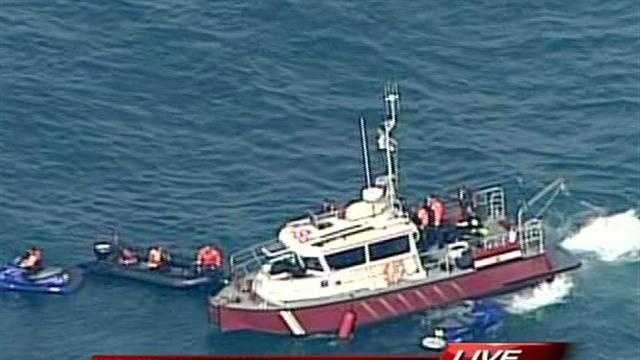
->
<box><xmin>196</xmin><ymin>245</ymin><xmax>222</xmax><ymax>271</ymax></box>
<box><xmin>456</xmin><ymin>186</ymin><xmax>482</xmax><ymax>232</ymax></box>
<box><xmin>18</xmin><ymin>247</ymin><xmax>43</xmax><ymax>271</ymax></box>
<box><xmin>430</xmin><ymin>195</ymin><xmax>446</xmax><ymax>227</ymax></box>
<box><xmin>424</xmin><ymin>195</ymin><xmax>448</xmax><ymax>248</ymax></box>
<box><xmin>417</xmin><ymin>199</ymin><xmax>434</xmax><ymax>252</ymax></box>
<box><xmin>417</xmin><ymin>199</ymin><xmax>433</xmax><ymax>230</ymax></box>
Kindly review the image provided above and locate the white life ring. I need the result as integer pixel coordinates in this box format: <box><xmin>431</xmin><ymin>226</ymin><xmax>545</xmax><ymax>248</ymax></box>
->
<box><xmin>294</xmin><ymin>228</ymin><xmax>313</xmax><ymax>243</ymax></box>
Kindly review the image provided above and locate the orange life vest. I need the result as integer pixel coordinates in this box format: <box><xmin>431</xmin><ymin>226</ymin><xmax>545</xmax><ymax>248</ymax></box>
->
<box><xmin>198</xmin><ymin>247</ymin><xmax>222</xmax><ymax>268</ymax></box>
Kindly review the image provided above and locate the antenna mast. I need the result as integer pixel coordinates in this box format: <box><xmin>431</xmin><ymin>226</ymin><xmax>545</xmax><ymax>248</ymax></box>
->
<box><xmin>359</xmin><ymin>116</ymin><xmax>372</xmax><ymax>188</ymax></box>
<box><xmin>378</xmin><ymin>84</ymin><xmax>400</xmax><ymax>206</ymax></box>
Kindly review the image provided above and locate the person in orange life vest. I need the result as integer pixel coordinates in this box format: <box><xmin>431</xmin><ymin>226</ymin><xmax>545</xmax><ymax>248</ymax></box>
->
<box><xmin>119</xmin><ymin>247</ymin><xmax>139</xmax><ymax>266</ymax></box>
<box><xmin>424</xmin><ymin>195</ymin><xmax>448</xmax><ymax>248</ymax></box>
<box><xmin>196</xmin><ymin>245</ymin><xmax>222</xmax><ymax>271</ymax></box>
<box><xmin>147</xmin><ymin>246</ymin><xmax>169</xmax><ymax>270</ymax></box>
<box><xmin>18</xmin><ymin>246</ymin><xmax>44</xmax><ymax>272</ymax></box>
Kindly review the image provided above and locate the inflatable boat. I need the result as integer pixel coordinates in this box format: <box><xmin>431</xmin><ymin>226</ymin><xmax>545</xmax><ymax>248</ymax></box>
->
<box><xmin>0</xmin><ymin>264</ymin><xmax>83</xmax><ymax>294</ymax></box>
<box><xmin>81</xmin><ymin>241</ymin><xmax>224</xmax><ymax>289</ymax></box>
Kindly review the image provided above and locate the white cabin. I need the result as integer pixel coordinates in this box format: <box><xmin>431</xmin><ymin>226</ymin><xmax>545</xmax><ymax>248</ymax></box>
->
<box><xmin>251</xmin><ymin>187</ymin><xmax>425</xmax><ymax>303</ymax></box>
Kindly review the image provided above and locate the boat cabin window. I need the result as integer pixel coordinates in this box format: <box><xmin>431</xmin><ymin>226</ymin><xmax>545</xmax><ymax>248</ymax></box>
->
<box><xmin>269</xmin><ymin>254</ymin><xmax>303</xmax><ymax>276</ymax></box>
<box><xmin>368</xmin><ymin>235</ymin><xmax>411</xmax><ymax>261</ymax></box>
<box><xmin>325</xmin><ymin>246</ymin><xmax>366</xmax><ymax>270</ymax></box>
<box><xmin>301</xmin><ymin>256</ymin><xmax>324</xmax><ymax>272</ymax></box>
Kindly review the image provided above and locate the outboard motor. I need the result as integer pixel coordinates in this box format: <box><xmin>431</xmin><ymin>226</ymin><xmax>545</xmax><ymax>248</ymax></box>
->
<box><xmin>93</xmin><ymin>241</ymin><xmax>114</xmax><ymax>260</ymax></box>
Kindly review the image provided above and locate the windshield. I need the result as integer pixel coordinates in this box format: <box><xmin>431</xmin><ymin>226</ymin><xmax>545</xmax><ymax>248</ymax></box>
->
<box><xmin>268</xmin><ymin>253</ymin><xmax>299</xmax><ymax>275</ymax></box>
<box><xmin>301</xmin><ymin>256</ymin><xmax>324</xmax><ymax>272</ymax></box>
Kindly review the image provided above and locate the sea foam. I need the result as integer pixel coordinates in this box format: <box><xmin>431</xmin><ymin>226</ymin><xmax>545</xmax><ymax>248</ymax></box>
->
<box><xmin>504</xmin><ymin>275</ymin><xmax>574</xmax><ymax>314</ymax></box>
<box><xmin>561</xmin><ymin>209</ymin><xmax>640</xmax><ymax>262</ymax></box>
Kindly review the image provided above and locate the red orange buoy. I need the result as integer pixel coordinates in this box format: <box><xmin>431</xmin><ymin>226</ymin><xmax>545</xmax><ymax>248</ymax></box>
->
<box><xmin>338</xmin><ymin>310</ymin><xmax>357</xmax><ymax>340</ymax></box>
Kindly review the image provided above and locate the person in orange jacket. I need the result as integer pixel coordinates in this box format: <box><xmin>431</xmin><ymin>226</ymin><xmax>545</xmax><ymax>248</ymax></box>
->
<box><xmin>424</xmin><ymin>195</ymin><xmax>448</xmax><ymax>248</ymax></box>
<box><xmin>430</xmin><ymin>195</ymin><xmax>447</xmax><ymax>227</ymax></box>
<box><xmin>196</xmin><ymin>245</ymin><xmax>222</xmax><ymax>271</ymax></box>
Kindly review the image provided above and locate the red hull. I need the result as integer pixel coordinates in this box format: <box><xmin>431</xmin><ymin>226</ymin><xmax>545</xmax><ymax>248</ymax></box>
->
<box><xmin>209</xmin><ymin>253</ymin><xmax>576</xmax><ymax>335</ymax></box>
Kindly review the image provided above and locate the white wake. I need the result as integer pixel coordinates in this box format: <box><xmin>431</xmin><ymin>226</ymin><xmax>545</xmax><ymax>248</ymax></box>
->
<box><xmin>504</xmin><ymin>275</ymin><xmax>574</xmax><ymax>314</ymax></box>
<box><xmin>561</xmin><ymin>209</ymin><xmax>640</xmax><ymax>262</ymax></box>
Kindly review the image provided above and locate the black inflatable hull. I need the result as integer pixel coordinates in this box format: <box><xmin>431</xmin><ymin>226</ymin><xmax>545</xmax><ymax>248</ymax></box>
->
<box><xmin>81</xmin><ymin>261</ymin><xmax>222</xmax><ymax>289</ymax></box>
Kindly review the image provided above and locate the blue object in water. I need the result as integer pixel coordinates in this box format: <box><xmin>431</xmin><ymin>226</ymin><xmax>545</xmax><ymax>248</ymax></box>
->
<box><xmin>435</xmin><ymin>301</ymin><xmax>505</xmax><ymax>342</ymax></box>
<box><xmin>471</xmin><ymin>301</ymin><xmax>505</xmax><ymax>330</ymax></box>
<box><xmin>0</xmin><ymin>264</ymin><xmax>83</xmax><ymax>294</ymax></box>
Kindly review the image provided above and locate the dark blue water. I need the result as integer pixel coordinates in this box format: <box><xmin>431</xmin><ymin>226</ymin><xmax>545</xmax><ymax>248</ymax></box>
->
<box><xmin>1</xmin><ymin>1</ymin><xmax>638</xmax><ymax>359</ymax></box>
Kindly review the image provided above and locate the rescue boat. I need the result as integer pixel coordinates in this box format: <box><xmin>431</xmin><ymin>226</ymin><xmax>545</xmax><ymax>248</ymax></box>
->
<box><xmin>207</xmin><ymin>85</ymin><xmax>581</xmax><ymax>336</ymax></box>
<box><xmin>81</xmin><ymin>234</ymin><xmax>224</xmax><ymax>289</ymax></box>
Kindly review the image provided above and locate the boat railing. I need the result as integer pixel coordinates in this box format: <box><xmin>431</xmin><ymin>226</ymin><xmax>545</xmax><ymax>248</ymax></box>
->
<box><xmin>228</xmin><ymin>239</ymin><xmax>286</xmax><ymax>275</ymax></box>
<box><xmin>519</xmin><ymin>217</ymin><xmax>545</xmax><ymax>255</ymax></box>
<box><xmin>479</xmin><ymin>232</ymin><xmax>509</xmax><ymax>250</ymax></box>
<box><xmin>477</xmin><ymin>217</ymin><xmax>544</xmax><ymax>255</ymax></box>
<box><xmin>473</xmin><ymin>185</ymin><xmax>507</xmax><ymax>223</ymax></box>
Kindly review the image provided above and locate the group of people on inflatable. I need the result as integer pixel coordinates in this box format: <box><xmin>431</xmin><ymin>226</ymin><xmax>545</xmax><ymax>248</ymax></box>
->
<box><xmin>17</xmin><ymin>243</ymin><xmax>222</xmax><ymax>274</ymax></box>
<box><xmin>116</xmin><ymin>244</ymin><xmax>222</xmax><ymax>271</ymax></box>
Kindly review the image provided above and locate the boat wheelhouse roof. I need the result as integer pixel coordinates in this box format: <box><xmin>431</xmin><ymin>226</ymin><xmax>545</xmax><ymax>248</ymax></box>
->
<box><xmin>278</xmin><ymin>197</ymin><xmax>419</xmax><ymax>257</ymax></box>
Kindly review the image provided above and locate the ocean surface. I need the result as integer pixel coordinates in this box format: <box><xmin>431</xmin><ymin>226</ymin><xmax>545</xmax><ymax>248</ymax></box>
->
<box><xmin>1</xmin><ymin>1</ymin><xmax>638</xmax><ymax>359</ymax></box>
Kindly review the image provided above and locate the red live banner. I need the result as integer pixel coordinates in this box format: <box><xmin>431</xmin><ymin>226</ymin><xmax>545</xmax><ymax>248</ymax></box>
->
<box><xmin>441</xmin><ymin>343</ymin><xmax>569</xmax><ymax>360</ymax></box>
<box><xmin>93</xmin><ymin>342</ymin><xmax>570</xmax><ymax>360</ymax></box>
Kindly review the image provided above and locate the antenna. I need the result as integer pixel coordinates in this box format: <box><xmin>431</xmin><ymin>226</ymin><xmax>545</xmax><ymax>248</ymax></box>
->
<box><xmin>384</xmin><ymin>83</ymin><xmax>400</xmax><ymax>130</ymax></box>
<box><xmin>378</xmin><ymin>84</ymin><xmax>401</xmax><ymax>206</ymax></box>
<box><xmin>359</xmin><ymin>116</ymin><xmax>372</xmax><ymax>188</ymax></box>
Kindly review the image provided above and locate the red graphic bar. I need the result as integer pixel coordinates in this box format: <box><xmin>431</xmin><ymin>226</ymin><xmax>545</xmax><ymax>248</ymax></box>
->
<box><xmin>93</xmin><ymin>357</ymin><xmax>438</xmax><ymax>360</ymax></box>
<box><xmin>93</xmin><ymin>343</ymin><xmax>570</xmax><ymax>360</ymax></box>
